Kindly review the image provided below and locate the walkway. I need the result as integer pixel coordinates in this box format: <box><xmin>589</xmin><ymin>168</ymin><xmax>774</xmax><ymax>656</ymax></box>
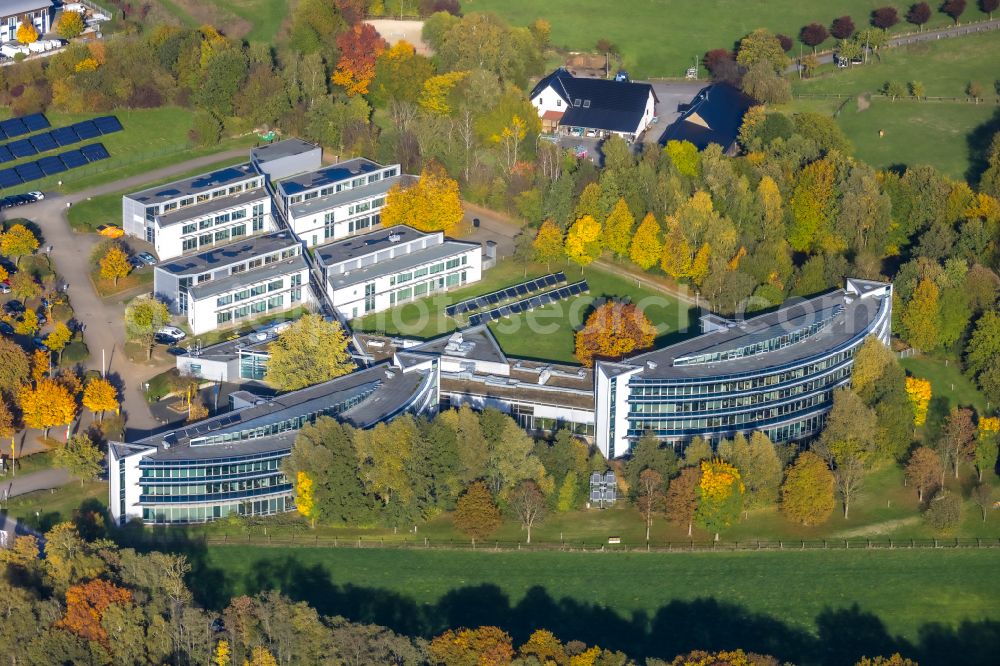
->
<box><xmin>0</xmin><ymin>467</ymin><xmax>72</xmax><ymax>548</ymax></box>
<box><xmin>2</xmin><ymin>149</ymin><xmax>248</xmax><ymax>440</ymax></box>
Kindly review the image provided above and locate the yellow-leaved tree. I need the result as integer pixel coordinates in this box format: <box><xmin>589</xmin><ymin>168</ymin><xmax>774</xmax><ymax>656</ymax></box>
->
<box><xmin>296</xmin><ymin>471</ymin><xmax>316</xmax><ymax>528</ymax></box>
<box><xmin>491</xmin><ymin>114</ymin><xmax>528</xmax><ymax>175</ymax></box>
<box><xmin>695</xmin><ymin>458</ymin><xmax>744</xmax><ymax>541</ymax></box>
<box><xmin>19</xmin><ymin>378</ymin><xmax>77</xmax><ymax>440</ymax></box>
<box><xmin>418</xmin><ymin>71</ymin><xmax>468</xmax><ymax>115</ymax></box>
<box><xmin>381</xmin><ymin>165</ymin><xmax>463</xmax><ymax>234</ymax></box>
<box><xmin>629</xmin><ymin>212</ymin><xmax>662</xmax><ymax>271</ymax></box>
<box><xmin>16</xmin><ymin>19</ymin><xmax>38</xmax><ymax>45</ymax></box>
<box><xmin>82</xmin><ymin>377</ymin><xmax>118</xmax><ymax>421</ymax></box>
<box><xmin>564</xmin><ymin>215</ymin><xmax>602</xmax><ymax>270</ymax></box>
<box><xmin>659</xmin><ymin>218</ymin><xmax>692</xmax><ymax>279</ymax></box>
<box><xmin>905</xmin><ymin>377</ymin><xmax>931</xmax><ymax>426</ymax></box>
<box><xmin>99</xmin><ymin>245</ymin><xmax>131</xmax><ymax>286</ymax></box>
<box><xmin>532</xmin><ymin>219</ymin><xmax>563</xmax><ymax>270</ymax></box>
<box><xmin>689</xmin><ymin>243</ymin><xmax>712</xmax><ymax>286</ymax></box>
<box><xmin>45</xmin><ymin>322</ymin><xmax>73</xmax><ymax>364</ymax></box>
<box><xmin>213</xmin><ymin>639</ymin><xmax>231</xmax><ymax>666</ymax></box>
<box><xmin>603</xmin><ymin>198</ymin><xmax>635</xmax><ymax>259</ymax></box>
<box><xmin>1</xmin><ymin>224</ymin><xmax>39</xmax><ymax>266</ymax></box>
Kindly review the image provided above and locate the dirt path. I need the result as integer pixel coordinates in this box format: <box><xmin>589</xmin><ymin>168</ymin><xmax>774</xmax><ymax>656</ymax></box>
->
<box><xmin>832</xmin><ymin>516</ymin><xmax>921</xmax><ymax>539</ymax></box>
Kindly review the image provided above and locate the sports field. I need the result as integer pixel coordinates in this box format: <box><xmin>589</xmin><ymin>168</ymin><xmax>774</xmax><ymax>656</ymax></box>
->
<box><xmin>198</xmin><ymin>545</ymin><xmax>1000</xmax><ymax>664</ymax></box>
<box><xmin>464</xmin><ymin>0</ymin><xmax>991</xmax><ymax>78</ymax></box>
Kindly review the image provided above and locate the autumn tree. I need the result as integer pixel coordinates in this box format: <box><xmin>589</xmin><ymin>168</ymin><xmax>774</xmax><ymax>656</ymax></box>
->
<box><xmin>0</xmin><ymin>336</ymin><xmax>30</xmax><ymax>394</ymax></box>
<box><xmin>629</xmin><ymin>212</ymin><xmax>662</xmax><ymax>270</ymax></box>
<box><xmin>56</xmin><ymin>579</ymin><xmax>132</xmax><ymax>645</ymax></box>
<box><xmin>532</xmin><ymin>219</ymin><xmax>564</xmax><ymax>270</ymax></box>
<box><xmin>905</xmin><ymin>377</ymin><xmax>932</xmax><ymax>426</ymax></box>
<box><xmin>905</xmin><ymin>446</ymin><xmax>942</xmax><ymax>502</ymax></box>
<box><xmin>19</xmin><ymin>378</ymin><xmax>76</xmax><ymax>440</ymax></box>
<box><xmin>381</xmin><ymin>165</ymin><xmax>463</xmax><ymax>233</ymax></box>
<box><xmin>296</xmin><ymin>471</ymin><xmax>316</xmax><ymax>528</ymax></box>
<box><xmin>56</xmin><ymin>10</ymin><xmax>85</xmax><ymax>39</ymax></box>
<box><xmin>664</xmin><ymin>466</ymin><xmax>699</xmax><ymax>536</ymax></box>
<box><xmin>45</xmin><ymin>322</ymin><xmax>73</xmax><ymax>365</ymax></box>
<box><xmin>0</xmin><ymin>399</ymin><xmax>14</xmax><ymax>462</ymax></box>
<box><xmin>1</xmin><ymin>224</ymin><xmax>39</xmax><ymax>266</ymax></box>
<box><xmin>82</xmin><ymin>377</ymin><xmax>117</xmax><ymax>421</ymax></box>
<box><xmin>564</xmin><ymin>215</ymin><xmax>603</xmax><ymax>269</ymax></box>
<box><xmin>871</xmin><ymin>6</ymin><xmax>900</xmax><ymax>28</ymax></box>
<box><xmin>636</xmin><ymin>468</ymin><xmax>665</xmax><ymax>543</ymax></box>
<box><xmin>781</xmin><ymin>451</ymin><xmax>836</xmax><ymax>525</ymax></box>
<box><xmin>371</xmin><ymin>40</ymin><xmax>434</xmax><ymax>108</ymax></box>
<box><xmin>31</xmin><ymin>348</ymin><xmax>49</xmax><ymax>385</ymax></box>
<box><xmin>695</xmin><ymin>459</ymin><xmax>744</xmax><ymax>540</ymax></box>
<box><xmin>509</xmin><ymin>479</ymin><xmax>546</xmax><ymax>544</ymax></box>
<box><xmin>664</xmin><ymin>140</ymin><xmax>701</xmax><ymax>178</ymax></box>
<box><xmin>727</xmin><ymin>432</ymin><xmax>783</xmax><ymax>513</ymax></box>
<box><xmin>814</xmin><ymin>388</ymin><xmax>879</xmax><ymax>519</ymax></box>
<box><xmin>10</xmin><ymin>271</ymin><xmax>40</xmax><ymax>301</ymax></box>
<box><xmin>799</xmin><ymin>23</ymin><xmax>829</xmax><ymax>52</ymax></box>
<box><xmin>14</xmin><ymin>309</ymin><xmax>38</xmax><ymax>337</ymax></box>
<box><xmin>982</xmin><ymin>0</ymin><xmax>999</xmax><ymax>19</ymax></box>
<box><xmin>604</xmin><ymin>198</ymin><xmax>635</xmax><ymax>259</ymax></box>
<box><xmin>54</xmin><ymin>434</ymin><xmax>103</xmax><ymax>486</ymax></box>
<box><xmin>906</xmin><ymin>2</ymin><xmax>932</xmax><ymax>29</ymax></box>
<box><xmin>418</xmin><ymin>70</ymin><xmax>469</xmax><ymax>115</ymax></box>
<box><xmin>901</xmin><ymin>278</ymin><xmax>940</xmax><ymax>350</ymax></box>
<box><xmin>491</xmin><ymin>114</ymin><xmax>528</xmax><ymax>176</ymax></box>
<box><xmin>660</xmin><ymin>219</ymin><xmax>692</xmax><ymax>279</ymax></box>
<box><xmin>453</xmin><ymin>480</ymin><xmax>501</xmax><ymax>542</ymax></box>
<box><xmin>265</xmin><ymin>314</ymin><xmax>353</xmax><ymax>391</ymax></box>
<box><xmin>430</xmin><ymin>626</ymin><xmax>514</xmax><ymax>666</ymax></box>
<box><xmin>354</xmin><ymin>416</ymin><xmax>417</xmax><ymax>510</ymax></box>
<box><xmin>574</xmin><ymin>301</ymin><xmax>656</xmax><ymax>367</ymax></box>
<box><xmin>214</xmin><ymin>640</ymin><xmax>232</xmax><ymax>666</ymax></box>
<box><xmin>518</xmin><ymin>629</ymin><xmax>567</xmax><ymax>665</ymax></box>
<box><xmin>925</xmin><ymin>489</ymin><xmax>962</xmax><ymax>531</ymax></box>
<box><xmin>330</xmin><ymin>23</ymin><xmax>386</xmax><ymax>96</ymax></box>
<box><xmin>99</xmin><ymin>245</ymin><xmax>131</xmax><ymax>286</ymax></box>
<box><xmin>975</xmin><ymin>417</ymin><xmax>999</xmax><ymax>482</ymax></box>
<box><xmin>124</xmin><ymin>296</ymin><xmax>169</xmax><ymax>361</ymax></box>
<box><xmin>788</xmin><ymin>158</ymin><xmax>835</xmax><ymax>253</ymax></box>
<box><xmin>15</xmin><ymin>18</ymin><xmax>38</xmax><ymax>45</ymax></box>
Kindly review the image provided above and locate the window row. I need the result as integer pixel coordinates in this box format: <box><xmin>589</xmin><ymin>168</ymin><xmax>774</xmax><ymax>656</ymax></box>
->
<box><xmin>216</xmin><ymin>292</ymin><xmax>297</xmax><ymax>324</ymax></box>
<box><xmin>141</xmin><ymin>458</ymin><xmax>283</xmax><ymax>479</ymax></box>
<box><xmin>289</xmin><ymin>167</ymin><xmax>399</xmax><ymax>204</ymax></box>
<box><xmin>391</xmin><ymin>255</ymin><xmax>468</xmax><ymax>286</ymax></box>
<box><xmin>141</xmin><ymin>495</ymin><xmax>289</xmax><ymax>524</ymax></box>
<box><xmin>142</xmin><ymin>474</ymin><xmax>285</xmax><ymax>497</ymax></box>
<box><xmin>390</xmin><ymin>271</ymin><xmax>466</xmax><ymax>305</ymax></box>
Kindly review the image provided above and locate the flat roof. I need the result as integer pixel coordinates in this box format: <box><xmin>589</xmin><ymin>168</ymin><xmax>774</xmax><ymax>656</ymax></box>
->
<box><xmin>327</xmin><ymin>239</ymin><xmax>478</xmax><ymax>291</ymax></box>
<box><xmin>157</xmin><ymin>232</ymin><xmax>299</xmax><ymax>276</ymax></box>
<box><xmin>156</xmin><ymin>188</ymin><xmax>270</xmax><ymax>227</ymax></box>
<box><xmin>127</xmin><ymin>163</ymin><xmax>257</xmax><ymax>205</ymax></box>
<box><xmin>315</xmin><ymin>225</ymin><xmax>430</xmax><ymax>266</ymax></box>
<box><xmin>288</xmin><ymin>174</ymin><xmax>412</xmax><ymax>219</ymax></box>
<box><xmin>187</xmin><ymin>255</ymin><xmax>308</xmax><ymax>301</ymax></box>
<box><xmin>408</xmin><ymin>326</ymin><xmax>508</xmax><ymax>366</ymax></box>
<box><xmin>176</xmin><ymin>317</ymin><xmax>299</xmax><ymax>362</ymax></box>
<box><xmin>251</xmin><ymin>139</ymin><xmax>318</xmax><ymax>163</ymax></box>
<box><xmin>0</xmin><ymin>1</ymin><xmax>52</xmax><ymax>17</ymax></box>
<box><xmin>277</xmin><ymin>158</ymin><xmax>382</xmax><ymax>196</ymax></box>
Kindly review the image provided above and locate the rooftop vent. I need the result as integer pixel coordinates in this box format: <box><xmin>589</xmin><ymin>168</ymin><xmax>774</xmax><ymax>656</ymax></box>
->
<box><xmin>646</xmin><ymin>361</ymin><xmax>657</xmax><ymax>370</ymax></box>
<box><xmin>388</xmin><ymin>233</ymin><xmax>402</xmax><ymax>243</ymax></box>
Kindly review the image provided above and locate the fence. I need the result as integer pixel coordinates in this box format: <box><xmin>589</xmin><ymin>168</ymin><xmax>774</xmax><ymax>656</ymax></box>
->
<box><xmin>794</xmin><ymin>92</ymin><xmax>1000</xmax><ymax>105</ymax></box>
<box><xmin>126</xmin><ymin>531</ymin><xmax>1000</xmax><ymax>553</ymax></box>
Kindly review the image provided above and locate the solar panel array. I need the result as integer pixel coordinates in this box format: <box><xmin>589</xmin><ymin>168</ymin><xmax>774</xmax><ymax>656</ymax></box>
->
<box><xmin>467</xmin><ymin>280</ymin><xmax>589</xmax><ymax>327</ymax></box>
<box><xmin>0</xmin><ymin>142</ymin><xmax>111</xmax><ymax>189</ymax></box>
<box><xmin>0</xmin><ymin>115</ymin><xmax>122</xmax><ymax>165</ymax></box>
<box><xmin>0</xmin><ymin>113</ymin><xmax>49</xmax><ymax>142</ymax></box>
<box><xmin>446</xmin><ymin>272</ymin><xmax>567</xmax><ymax>318</ymax></box>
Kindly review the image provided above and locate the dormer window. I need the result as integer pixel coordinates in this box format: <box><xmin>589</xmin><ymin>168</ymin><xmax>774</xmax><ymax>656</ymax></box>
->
<box><xmin>583</xmin><ymin>100</ymin><xmax>591</xmax><ymax>108</ymax></box>
<box><xmin>574</xmin><ymin>99</ymin><xmax>581</xmax><ymax>107</ymax></box>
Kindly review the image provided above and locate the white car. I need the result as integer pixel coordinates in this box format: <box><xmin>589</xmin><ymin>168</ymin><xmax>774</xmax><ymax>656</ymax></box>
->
<box><xmin>26</xmin><ymin>191</ymin><xmax>44</xmax><ymax>201</ymax></box>
<box><xmin>156</xmin><ymin>326</ymin><xmax>186</xmax><ymax>341</ymax></box>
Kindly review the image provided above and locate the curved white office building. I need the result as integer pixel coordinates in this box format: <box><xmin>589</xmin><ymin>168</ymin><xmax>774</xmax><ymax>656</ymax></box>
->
<box><xmin>595</xmin><ymin>279</ymin><xmax>892</xmax><ymax>458</ymax></box>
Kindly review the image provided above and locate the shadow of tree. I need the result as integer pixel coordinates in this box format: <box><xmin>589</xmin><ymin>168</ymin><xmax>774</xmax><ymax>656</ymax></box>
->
<box><xmin>966</xmin><ymin>106</ymin><xmax>1000</xmax><ymax>186</ymax></box>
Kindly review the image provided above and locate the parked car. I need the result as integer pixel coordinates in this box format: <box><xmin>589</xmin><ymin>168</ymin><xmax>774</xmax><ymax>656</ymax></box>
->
<box><xmin>3</xmin><ymin>300</ymin><xmax>24</xmax><ymax>316</ymax></box>
<box><xmin>129</xmin><ymin>256</ymin><xmax>145</xmax><ymax>269</ymax></box>
<box><xmin>137</xmin><ymin>252</ymin><xmax>157</xmax><ymax>266</ymax></box>
<box><xmin>0</xmin><ymin>321</ymin><xmax>13</xmax><ymax>336</ymax></box>
<box><xmin>0</xmin><ymin>282</ymin><xmax>9</xmax><ymax>294</ymax></box>
<box><xmin>156</xmin><ymin>326</ymin><xmax>186</xmax><ymax>343</ymax></box>
<box><xmin>25</xmin><ymin>191</ymin><xmax>44</xmax><ymax>201</ymax></box>
<box><xmin>96</xmin><ymin>224</ymin><xmax>125</xmax><ymax>239</ymax></box>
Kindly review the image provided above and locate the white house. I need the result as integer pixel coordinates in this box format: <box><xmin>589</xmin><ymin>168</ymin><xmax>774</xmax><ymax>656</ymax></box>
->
<box><xmin>276</xmin><ymin>158</ymin><xmax>407</xmax><ymax>247</ymax></box>
<box><xmin>122</xmin><ymin>163</ymin><xmax>276</xmax><ymax>260</ymax></box>
<box><xmin>0</xmin><ymin>0</ymin><xmax>52</xmax><ymax>43</ymax></box>
<box><xmin>314</xmin><ymin>225</ymin><xmax>482</xmax><ymax>321</ymax></box>
<box><xmin>529</xmin><ymin>68</ymin><xmax>658</xmax><ymax>141</ymax></box>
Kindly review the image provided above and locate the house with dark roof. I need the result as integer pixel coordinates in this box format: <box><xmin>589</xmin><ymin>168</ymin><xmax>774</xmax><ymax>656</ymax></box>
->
<box><xmin>530</xmin><ymin>68</ymin><xmax>658</xmax><ymax>141</ymax></box>
<box><xmin>658</xmin><ymin>83</ymin><xmax>758</xmax><ymax>156</ymax></box>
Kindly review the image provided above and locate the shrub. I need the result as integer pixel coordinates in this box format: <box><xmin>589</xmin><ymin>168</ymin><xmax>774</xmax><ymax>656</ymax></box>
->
<box><xmin>924</xmin><ymin>490</ymin><xmax>962</xmax><ymax>531</ymax></box>
<box><xmin>60</xmin><ymin>341</ymin><xmax>89</xmax><ymax>365</ymax></box>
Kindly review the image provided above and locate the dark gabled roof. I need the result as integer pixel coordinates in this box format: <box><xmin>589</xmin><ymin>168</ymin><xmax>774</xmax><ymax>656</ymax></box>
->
<box><xmin>658</xmin><ymin>83</ymin><xmax>758</xmax><ymax>152</ymax></box>
<box><xmin>531</xmin><ymin>69</ymin><xmax>656</xmax><ymax>134</ymax></box>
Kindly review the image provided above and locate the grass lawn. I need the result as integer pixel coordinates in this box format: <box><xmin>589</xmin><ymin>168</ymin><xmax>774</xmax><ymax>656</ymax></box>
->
<box><xmin>1</xmin><ymin>480</ymin><xmax>107</xmax><ymax>533</ymax></box>
<box><xmin>89</xmin><ymin>266</ymin><xmax>154</xmax><ymax>298</ymax></box>
<box><xmin>196</xmin><ymin>545</ymin><xmax>1000</xmax><ymax>664</ymax></box>
<box><xmin>354</xmin><ymin>259</ymin><xmax>694</xmax><ymax>364</ymax></box>
<box><xmin>1</xmin><ymin>108</ymin><xmax>255</xmax><ymax>198</ymax></box>
<box><xmin>465</xmin><ymin>0</ymin><xmax>991</xmax><ymax>78</ymax></box>
<box><xmin>213</xmin><ymin>0</ymin><xmax>290</xmax><ymax>43</ymax></box>
<box><xmin>901</xmin><ymin>354</ymin><xmax>987</xmax><ymax>413</ymax></box>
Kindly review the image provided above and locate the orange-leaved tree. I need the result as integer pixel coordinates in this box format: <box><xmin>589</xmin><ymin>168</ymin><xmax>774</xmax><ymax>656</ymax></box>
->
<box><xmin>381</xmin><ymin>164</ymin><xmax>463</xmax><ymax>233</ymax></box>
<box><xmin>330</xmin><ymin>23</ymin><xmax>386</xmax><ymax>96</ymax></box>
<box><xmin>574</xmin><ymin>301</ymin><xmax>656</xmax><ymax>367</ymax></box>
<box><xmin>56</xmin><ymin>579</ymin><xmax>133</xmax><ymax>645</ymax></box>
<box><xmin>429</xmin><ymin>626</ymin><xmax>514</xmax><ymax>666</ymax></box>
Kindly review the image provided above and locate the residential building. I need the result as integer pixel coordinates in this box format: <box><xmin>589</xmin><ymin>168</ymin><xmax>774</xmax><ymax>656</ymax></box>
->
<box><xmin>530</xmin><ymin>68</ymin><xmax>658</xmax><ymax>141</ymax></box>
<box><xmin>154</xmin><ymin>232</ymin><xmax>310</xmax><ymax>335</ymax></box>
<box><xmin>250</xmin><ymin>138</ymin><xmax>322</xmax><ymax>182</ymax></box>
<box><xmin>314</xmin><ymin>225</ymin><xmax>482</xmax><ymax>321</ymax></box>
<box><xmin>0</xmin><ymin>1</ymin><xmax>52</xmax><ymax>42</ymax></box>
<box><xmin>276</xmin><ymin>158</ymin><xmax>406</xmax><ymax>247</ymax></box>
<box><xmin>659</xmin><ymin>83</ymin><xmax>758</xmax><ymax>155</ymax></box>
<box><xmin>122</xmin><ymin>163</ymin><xmax>275</xmax><ymax>260</ymax></box>
<box><xmin>594</xmin><ymin>279</ymin><xmax>893</xmax><ymax>459</ymax></box>
<box><xmin>109</xmin><ymin>356</ymin><xmax>440</xmax><ymax>525</ymax></box>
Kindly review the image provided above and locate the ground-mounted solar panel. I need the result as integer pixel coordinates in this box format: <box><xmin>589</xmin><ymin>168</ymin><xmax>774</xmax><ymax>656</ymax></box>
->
<box><xmin>72</xmin><ymin>121</ymin><xmax>100</xmax><ymax>140</ymax></box>
<box><xmin>21</xmin><ymin>113</ymin><xmax>49</xmax><ymax>132</ymax></box>
<box><xmin>59</xmin><ymin>150</ymin><xmax>87</xmax><ymax>169</ymax></box>
<box><xmin>515</xmin><ymin>284</ymin><xmax>529</xmax><ymax>295</ymax></box>
<box><xmin>555</xmin><ymin>287</ymin><xmax>570</xmax><ymax>299</ymax></box>
<box><xmin>81</xmin><ymin>143</ymin><xmax>110</xmax><ymax>162</ymax></box>
<box><xmin>469</xmin><ymin>314</ymin><xmax>482</xmax><ymax>327</ymax></box>
<box><xmin>543</xmin><ymin>274</ymin><xmax>557</xmax><ymax>286</ymax></box>
<box><xmin>579</xmin><ymin>281</ymin><xmax>590</xmax><ymax>292</ymax></box>
<box><xmin>15</xmin><ymin>162</ymin><xmax>44</xmax><ymax>182</ymax></box>
<box><xmin>29</xmin><ymin>133</ymin><xmax>58</xmax><ymax>153</ymax></box>
<box><xmin>0</xmin><ymin>118</ymin><xmax>28</xmax><ymax>138</ymax></box>
<box><xmin>0</xmin><ymin>168</ymin><xmax>22</xmax><ymax>188</ymax></box>
<box><xmin>0</xmin><ymin>146</ymin><xmax>12</xmax><ymax>163</ymax></box>
<box><xmin>555</xmin><ymin>272</ymin><xmax>566</xmax><ymax>282</ymax></box>
<box><xmin>528</xmin><ymin>297</ymin><xmax>543</xmax><ymax>310</ymax></box>
<box><xmin>0</xmin><ymin>127</ymin><xmax>7</xmax><ymax>141</ymax></box>
<box><xmin>496</xmin><ymin>306</ymin><xmax>510</xmax><ymax>317</ymax></box>
<box><xmin>7</xmin><ymin>139</ymin><xmax>37</xmax><ymax>158</ymax></box>
<box><xmin>50</xmin><ymin>126</ymin><xmax>79</xmax><ymax>146</ymax></box>
<box><xmin>485</xmin><ymin>293</ymin><xmax>500</xmax><ymax>305</ymax></box>
<box><xmin>93</xmin><ymin>115</ymin><xmax>123</xmax><ymax>134</ymax></box>
<box><xmin>510</xmin><ymin>302</ymin><xmax>525</xmax><ymax>314</ymax></box>
<box><xmin>499</xmin><ymin>287</ymin><xmax>514</xmax><ymax>299</ymax></box>
<box><xmin>489</xmin><ymin>310</ymin><xmax>502</xmax><ymax>322</ymax></box>
<box><xmin>37</xmin><ymin>156</ymin><xmax>67</xmax><ymax>175</ymax></box>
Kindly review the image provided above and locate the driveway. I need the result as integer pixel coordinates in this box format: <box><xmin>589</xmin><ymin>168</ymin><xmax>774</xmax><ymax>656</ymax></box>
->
<box><xmin>646</xmin><ymin>80</ymin><xmax>706</xmax><ymax>143</ymax></box>
<box><xmin>1</xmin><ymin>148</ymin><xmax>247</xmax><ymax>439</ymax></box>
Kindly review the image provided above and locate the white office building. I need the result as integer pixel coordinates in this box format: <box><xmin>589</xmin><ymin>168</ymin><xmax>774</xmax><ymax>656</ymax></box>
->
<box><xmin>0</xmin><ymin>1</ymin><xmax>52</xmax><ymax>43</ymax></box>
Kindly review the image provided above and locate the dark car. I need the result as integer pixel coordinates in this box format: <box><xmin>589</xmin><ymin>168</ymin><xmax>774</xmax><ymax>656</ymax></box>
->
<box><xmin>32</xmin><ymin>337</ymin><xmax>48</xmax><ymax>351</ymax></box>
<box><xmin>0</xmin><ymin>321</ymin><xmax>13</xmax><ymax>336</ymax></box>
<box><xmin>129</xmin><ymin>256</ymin><xmax>145</xmax><ymax>270</ymax></box>
<box><xmin>3</xmin><ymin>300</ymin><xmax>24</xmax><ymax>316</ymax></box>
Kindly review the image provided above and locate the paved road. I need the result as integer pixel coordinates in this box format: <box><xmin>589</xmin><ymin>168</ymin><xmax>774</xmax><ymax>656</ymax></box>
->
<box><xmin>1</xmin><ymin>149</ymin><xmax>247</xmax><ymax>439</ymax></box>
<box><xmin>0</xmin><ymin>467</ymin><xmax>72</xmax><ymax>548</ymax></box>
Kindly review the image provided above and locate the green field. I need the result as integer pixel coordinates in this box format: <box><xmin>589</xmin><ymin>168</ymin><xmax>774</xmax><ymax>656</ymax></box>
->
<box><xmin>195</xmin><ymin>545</ymin><xmax>1000</xmax><ymax>664</ymax></box>
<box><xmin>464</xmin><ymin>0</ymin><xmax>992</xmax><ymax>78</ymax></box>
<box><xmin>901</xmin><ymin>355</ymin><xmax>988</xmax><ymax>413</ymax></box>
<box><xmin>354</xmin><ymin>260</ymin><xmax>694</xmax><ymax>364</ymax></box>
<box><xmin>150</xmin><ymin>0</ymin><xmax>290</xmax><ymax>43</ymax></box>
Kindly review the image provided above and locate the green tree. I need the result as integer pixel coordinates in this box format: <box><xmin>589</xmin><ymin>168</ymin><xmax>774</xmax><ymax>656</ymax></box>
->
<box><xmin>54</xmin><ymin>434</ymin><xmax>103</xmax><ymax>486</ymax></box>
<box><xmin>124</xmin><ymin>296</ymin><xmax>169</xmax><ymax>361</ymax></box>
<box><xmin>965</xmin><ymin>310</ymin><xmax>1000</xmax><ymax>401</ymax></box>
<box><xmin>354</xmin><ymin>416</ymin><xmax>416</xmax><ymax>509</ymax></box>
<box><xmin>901</xmin><ymin>278</ymin><xmax>941</xmax><ymax>350</ymax></box>
<box><xmin>683</xmin><ymin>436</ymin><xmax>713</xmax><ymax>467</ymax></box>
<box><xmin>265</xmin><ymin>314</ymin><xmax>353</xmax><ymax>391</ymax></box>
<box><xmin>974</xmin><ymin>426</ymin><xmax>998</xmax><ymax>482</ymax></box>
<box><xmin>629</xmin><ymin>212</ymin><xmax>662</xmax><ymax>270</ymax></box>
<box><xmin>285</xmin><ymin>416</ymin><xmax>370</xmax><ymax>524</ymax></box>
<box><xmin>728</xmin><ymin>432</ymin><xmax>783</xmax><ymax>513</ymax></box>
<box><xmin>556</xmin><ymin>471</ymin><xmax>578</xmax><ymax>512</ymax></box>
<box><xmin>882</xmin><ymin>81</ymin><xmax>906</xmax><ymax>101</ymax></box>
<box><xmin>924</xmin><ymin>489</ymin><xmax>962</xmax><ymax>531</ymax></box>
<box><xmin>813</xmin><ymin>388</ymin><xmax>878</xmax><ymax>518</ymax></box>
<box><xmin>453</xmin><ymin>480</ymin><xmax>501</xmax><ymax>541</ymax></box>
<box><xmin>625</xmin><ymin>434</ymin><xmax>679</xmax><ymax>496</ymax></box>
<box><xmin>781</xmin><ymin>451</ymin><xmax>836</xmax><ymax>525</ymax></box>
<box><xmin>736</xmin><ymin>28</ymin><xmax>790</xmax><ymax>72</ymax></box>
<box><xmin>603</xmin><ymin>198</ymin><xmax>635</xmax><ymax>259</ymax></box>
<box><xmin>788</xmin><ymin>158</ymin><xmax>835</xmax><ymax>253</ymax></box>
<box><xmin>664</xmin><ymin>140</ymin><xmax>700</xmax><ymax>178</ymax></box>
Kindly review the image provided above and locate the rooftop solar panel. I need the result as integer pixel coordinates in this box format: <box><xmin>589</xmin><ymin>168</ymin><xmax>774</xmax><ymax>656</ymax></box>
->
<box><xmin>0</xmin><ymin>118</ymin><xmax>28</xmax><ymax>137</ymax></box>
<box><xmin>50</xmin><ymin>127</ymin><xmax>79</xmax><ymax>146</ymax></box>
<box><xmin>59</xmin><ymin>150</ymin><xmax>87</xmax><ymax>169</ymax></box>
<box><xmin>0</xmin><ymin>168</ymin><xmax>22</xmax><ymax>188</ymax></box>
<box><xmin>93</xmin><ymin>116</ymin><xmax>123</xmax><ymax>133</ymax></box>
<box><xmin>0</xmin><ymin>146</ymin><xmax>11</xmax><ymax>164</ymax></box>
<box><xmin>72</xmin><ymin>121</ymin><xmax>100</xmax><ymax>140</ymax></box>
<box><xmin>21</xmin><ymin>113</ymin><xmax>49</xmax><ymax>132</ymax></box>
<box><xmin>37</xmin><ymin>156</ymin><xmax>67</xmax><ymax>175</ymax></box>
<box><xmin>29</xmin><ymin>133</ymin><xmax>58</xmax><ymax>153</ymax></box>
<box><xmin>7</xmin><ymin>139</ymin><xmax>36</xmax><ymax>158</ymax></box>
<box><xmin>15</xmin><ymin>162</ymin><xmax>44</xmax><ymax>182</ymax></box>
<box><xmin>81</xmin><ymin>143</ymin><xmax>110</xmax><ymax>161</ymax></box>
